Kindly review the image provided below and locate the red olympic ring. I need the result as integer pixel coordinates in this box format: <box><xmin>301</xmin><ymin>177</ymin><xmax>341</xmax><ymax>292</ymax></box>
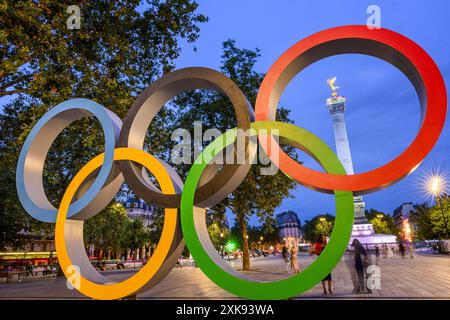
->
<box><xmin>255</xmin><ymin>25</ymin><xmax>447</xmax><ymax>195</ymax></box>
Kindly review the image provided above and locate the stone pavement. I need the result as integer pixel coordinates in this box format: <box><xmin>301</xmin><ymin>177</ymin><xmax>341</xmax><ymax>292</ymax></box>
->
<box><xmin>0</xmin><ymin>253</ymin><xmax>448</xmax><ymax>299</ymax></box>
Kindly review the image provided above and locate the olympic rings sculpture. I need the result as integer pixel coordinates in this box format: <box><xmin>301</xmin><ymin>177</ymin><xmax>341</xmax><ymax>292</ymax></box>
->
<box><xmin>16</xmin><ymin>26</ymin><xmax>447</xmax><ymax>300</ymax></box>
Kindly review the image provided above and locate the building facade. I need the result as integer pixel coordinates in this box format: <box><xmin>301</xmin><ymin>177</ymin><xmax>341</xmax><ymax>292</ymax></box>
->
<box><xmin>123</xmin><ymin>198</ymin><xmax>154</xmax><ymax>227</ymax></box>
<box><xmin>276</xmin><ymin>211</ymin><xmax>304</xmax><ymax>247</ymax></box>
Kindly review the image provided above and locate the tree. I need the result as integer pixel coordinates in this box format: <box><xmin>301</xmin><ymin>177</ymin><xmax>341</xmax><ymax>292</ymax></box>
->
<box><xmin>206</xmin><ymin>208</ymin><xmax>229</xmax><ymax>253</ymax></box>
<box><xmin>170</xmin><ymin>40</ymin><xmax>297</xmax><ymax>270</ymax></box>
<box><xmin>84</xmin><ymin>202</ymin><xmax>128</xmax><ymax>259</ymax></box>
<box><xmin>119</xmin><ymin>218</ymin><xmax>150</xmax><ymax>257</ymax></box>
<box><xmin>370</xmin><ymin>217</ymin><xmax>390</xmax><ymax>235</ymax></box>
<box><xmin>302</xmin><ymin>214</ymin><xmax>335</xmax><ymax>242</ymax></box>
<box><xmin>315</xmin><ymin>217</ymin><xmax>334</xmax><ymax>238</ymax></box>
<box><xmin>430</xmin><ymin>196</ymin><xmax>450</xmax><ymax>239</ymax></box>
<box><xmin>1</xmin><ymin>1</ymin><xmax>207</xmax><ymax>98</ymax></box>
<box><xmin>365</xmin><ymin>209</ymin><xmax>397</xmax><ymax>235</ymax></box>
<box><xmin>409</xmin><ymin>204</ymin><xmax>436</xmax><ymax>240</ymax></box>
<box><xmin>259</xmin><ymin>217</ymin><xmax>280</xmax><ymax>246</ymax></box>
<box><xmin>0</xmin><ymin>1</ymin><xmax>207</xmax><ymax>249</ymax></box>
<box><xmin>207</xmin><ymin>222</ymin><xmax>229</xmax><ymax>253</ymax></box>
<box><xmin>147</xmin><ymin>206</ymin><xmax>164</xmax><ymax>252</ymax></box>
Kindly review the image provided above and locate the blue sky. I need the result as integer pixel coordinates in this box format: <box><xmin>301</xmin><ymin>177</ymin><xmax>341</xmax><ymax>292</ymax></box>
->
<box><xmin>173</xmin><ymin>0</ymin><xmax>450</xmax><ymax>224</ymax></box>
<box><xmin>1</xmin><ymin>1</ymin><xmax>448</xmax><ymax>226</ymax></box>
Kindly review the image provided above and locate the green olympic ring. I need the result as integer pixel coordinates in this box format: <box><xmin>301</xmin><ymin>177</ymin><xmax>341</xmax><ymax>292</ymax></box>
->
<box><xmin>180</xmin><ymin>121</ymin><xmax>354</xmax><ymax>300</ymax></box>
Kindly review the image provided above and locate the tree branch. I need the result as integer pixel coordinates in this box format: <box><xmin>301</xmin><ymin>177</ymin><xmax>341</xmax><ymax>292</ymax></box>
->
<box><xmin>0</xmin><ymin>88</ymin><xmax>29</xmax><ymax>97</ymax></box>
<box><xmin>0</xmin><ymin>74</ymin><xmax>34</xmax><ymax>92</ymax></box>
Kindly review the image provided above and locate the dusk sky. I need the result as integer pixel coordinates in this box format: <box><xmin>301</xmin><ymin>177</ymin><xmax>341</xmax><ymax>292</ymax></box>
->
<box><xmin>1</xmin><ymin>1</ymin><xmax>448</xmax><ymax>226</ymax></box>
<box><xmin>173</xmin><ymin>0</ymin><xmax>450</xmax><ymax>224</ymax></box>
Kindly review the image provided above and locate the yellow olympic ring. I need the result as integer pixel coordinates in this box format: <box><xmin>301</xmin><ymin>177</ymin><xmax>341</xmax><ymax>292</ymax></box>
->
<box><xmin>55</xmin><ymin>147</ymin><xmax>179</xmax><ymax>300</ymax></box>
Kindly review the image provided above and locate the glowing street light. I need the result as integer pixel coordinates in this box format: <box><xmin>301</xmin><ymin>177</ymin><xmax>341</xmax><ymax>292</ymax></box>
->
<box><xmin>225</xmin><ymin>241</ymin><xmax>236</xmax><ymax>253</ymax></box>
<box><xmin>428</xmin><ymin>175</ymin><xmax>444</xmax><ymax>197</ymax></box>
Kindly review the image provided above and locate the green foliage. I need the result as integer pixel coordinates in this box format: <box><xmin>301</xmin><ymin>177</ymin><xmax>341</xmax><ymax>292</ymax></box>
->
<box><xmin>1</xmin><ymin>1</ymin><xmax>207</xmax><ymax>99</ymax></box>
<box><xmin>370</xmin><ymin>217</ymin><xmax>390</xmax><ymax>234</ymax></box>
<box><xmin>259</xmin><ymin>217</ymin><xmax>280</xmax><ymax>245</ymax></box>
<box><xmin>365</xmin><ymin>209</ymin><xmax>397</xmax><ymax>235</ymax></box>
<box><xmin>302</xmin><ymin>214</ymin><xmax>335</xmax><ymax>242</ymax></box>
<box><xmin>174</xmin><ymin>40</ymin><xmax>297</xmax><ymax>270</ymax></box>
<box><xmin>429</xmin><ymin>196</ymin><xmax>450</xmax><ymax>239</ymax></box>
<box><xmin>409</xmin><ymin>199</ymin><xmax>449</xmax><ymax>240</ymax></box>
<box><xmin>119</xmin><ymin>217</ymin><xmax>150</xmax><ymax>251</ymax></box>
<box><xmin>0</xmin><ymin>0</ymin><xmax>207</xmax><ymax>249</ymax></box>
<box><xmin>84</xmin><ymin>202</ymin><xmax>128</xmax><ymax>255</ymax></box>
<box><xmin>207</xmin><ymin>222</ymin><xmax>228</xmax><ymax>252</ymax></box>
<box><xmin>409</xmin><ymin>204</ymin><xmax>436</xmax><ymax>240</ymax></box>
<box><xmin>229</xmin><ymin>220</ymin><xmax>279</xmax><ymax>251</ymax></box>
<box><xmin>147</xmin><ymin>207</ymin><xmax>164</xmax><ymax>247</ymax></box>
<box><xmin>315</xmin><ymin>218</ymin><xmax>333</xmax><ymax>238</ymax></box>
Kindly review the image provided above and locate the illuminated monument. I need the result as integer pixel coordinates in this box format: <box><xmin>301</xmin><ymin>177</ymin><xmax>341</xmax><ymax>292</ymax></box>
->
<box><xmin>326</xmin><ymin>77</ymin><xmax>396</xmax><ymax>246</ymax></box>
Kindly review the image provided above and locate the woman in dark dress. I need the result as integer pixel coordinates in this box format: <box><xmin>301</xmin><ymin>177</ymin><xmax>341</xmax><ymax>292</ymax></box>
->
<box><xmin>314</xmin><ymin>235</ymin><xmax>332</xmax><ymax>294</ymax></box>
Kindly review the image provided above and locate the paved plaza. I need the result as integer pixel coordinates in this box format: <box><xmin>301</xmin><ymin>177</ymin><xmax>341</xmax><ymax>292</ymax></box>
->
<box><xmin>0</xmin><ymin>253</ymin><xmax>449</xmax><ymax>299</ymax></box>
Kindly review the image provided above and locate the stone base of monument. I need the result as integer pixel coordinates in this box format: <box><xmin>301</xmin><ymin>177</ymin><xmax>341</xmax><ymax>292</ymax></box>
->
<box><xmin>348</xmin><ymin>223</ymin><xmax>397</xmax><ymax>249</ymax></box>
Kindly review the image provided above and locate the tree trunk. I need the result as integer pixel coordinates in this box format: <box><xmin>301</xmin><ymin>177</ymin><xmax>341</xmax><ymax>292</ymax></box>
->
<box><xmin>237</xmin><ymin>214</ymin><xmax>250</xmax><ymax>270</ymax></box>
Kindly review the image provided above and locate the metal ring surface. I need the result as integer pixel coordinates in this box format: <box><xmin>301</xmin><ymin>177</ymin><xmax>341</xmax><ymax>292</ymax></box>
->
<box><xmin>55</xmin><ymin>148</ymin><xmax>184</xmax><ymax>300</ymax></box>
<box><xmin>180</xmin><ymin>121</ymin><xmax>354</xmax><ymax>299</ymax></box>
<box><xmin>255</xmin><ymin>25</ymin><xmax>447</xmax><ymax>195</ymax></box>
<box><xmin>119</xmin><ymin>67</ymin><xmax>256</xmax><ymax>208</ymax></box>
<box><xmin>16</xmin><ymin>98</ymin><xmax>123</xmax><ymax>222</ymax></box>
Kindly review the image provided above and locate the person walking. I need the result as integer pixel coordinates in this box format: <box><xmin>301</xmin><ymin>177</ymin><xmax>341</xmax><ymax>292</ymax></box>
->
<box><xmin>407</xmin><ymin>242</ymin><xmax>414</xmax><ymax>259</ymax></box>
<box><xmin>345</xmin><ymin>247</ymin><xmax>358</xmax><ymax>294</ymax></box>
<box><xmin>352</xmin><ymin>239</ymin><xmax>368</xmax><ymax>294</ymax></box>
<box><xmin>290</xmin><ymin>246</ymin><xmax>300</xmax><ymax>274</ymax></box>
<box><xmin>382</xmin><ymin>243</ymin><xmax>388</xmax><ymax>259</ymax></box>
<box><xmin>374</xmin><ymin>245</ymin><xmax>380</xmax><ymax>257</ymax></box>
<box><xmin>282</xmin><ymin>244</ymin><xmax>290</xmax><ymax>273</ymax></box>
<box><xmin>399</xmin><ymin>241</ymin><xmax>406</xmax><ymax>258</ymax></box>
<box><xmin>314</xmin><ymin>235</ymin><xmax>332</xmax><ymax>294</ymax></box>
